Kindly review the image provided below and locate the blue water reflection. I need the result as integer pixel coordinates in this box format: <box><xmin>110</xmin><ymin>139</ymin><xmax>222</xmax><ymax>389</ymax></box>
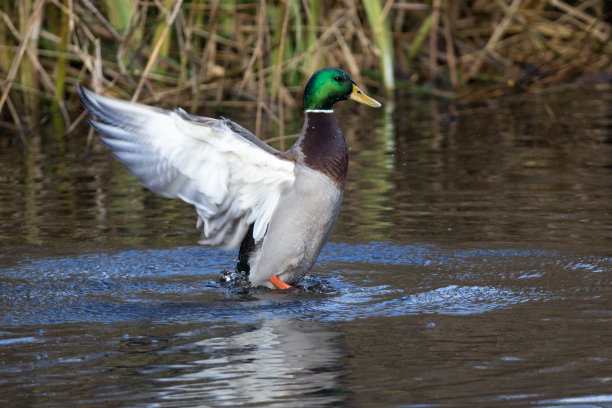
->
<box><xmin>4</xmin><ymin>241</ymin><xmax>606</xmax><ymax>328</ymax></box>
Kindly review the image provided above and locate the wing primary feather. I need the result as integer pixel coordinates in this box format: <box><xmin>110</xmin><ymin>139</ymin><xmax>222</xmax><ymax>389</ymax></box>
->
<box><xmin>79</xmin><ymin>85</ymin><xmax>296</xmax><ymax>249</ymax></box>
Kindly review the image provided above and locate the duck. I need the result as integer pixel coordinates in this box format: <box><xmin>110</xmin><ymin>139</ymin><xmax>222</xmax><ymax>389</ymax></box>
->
<box><xmin>78</xmin><ymin>67</ymin><xmax>381</xmax><ymax>289</ymax></box>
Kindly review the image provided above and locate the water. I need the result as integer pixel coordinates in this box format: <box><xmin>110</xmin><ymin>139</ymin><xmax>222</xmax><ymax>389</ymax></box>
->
<box><xmin>1</xmin><ymin>83</ymin><xmax>611</xmax><ymax>407</ymax></box>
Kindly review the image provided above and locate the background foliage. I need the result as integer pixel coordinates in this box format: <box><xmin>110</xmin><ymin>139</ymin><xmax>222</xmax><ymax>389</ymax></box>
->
<box><xmin>0</xmin><ymin>0</ymin><xmax>610</xmax><ymax>137</ymax></box>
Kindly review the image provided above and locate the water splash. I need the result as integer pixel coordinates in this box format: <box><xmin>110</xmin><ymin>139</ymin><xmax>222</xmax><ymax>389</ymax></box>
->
<box><xmin>3</xmin><ymin>241</ymin><xmax>607</xmax><ymax>328</ymax></box>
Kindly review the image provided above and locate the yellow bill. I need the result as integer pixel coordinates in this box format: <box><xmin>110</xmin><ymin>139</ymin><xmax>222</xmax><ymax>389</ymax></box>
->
<box><xmin>349</xmin><ymin>84</ymin><xmax>382</xmax><ymax>108</ymax></box>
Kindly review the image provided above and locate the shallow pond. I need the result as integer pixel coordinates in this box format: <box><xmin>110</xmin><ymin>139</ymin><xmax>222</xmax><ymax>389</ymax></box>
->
<box><xmin>1</xmin><ymin>83</ymin><xmax>611</xmax><ymax>407</ymax></box>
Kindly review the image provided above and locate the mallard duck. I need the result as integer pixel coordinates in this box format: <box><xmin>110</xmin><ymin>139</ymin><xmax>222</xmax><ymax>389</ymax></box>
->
<box><xmin>78</xmin><ymin>68</ymin><xmax>381</xmax><ymax>289</ymax></box>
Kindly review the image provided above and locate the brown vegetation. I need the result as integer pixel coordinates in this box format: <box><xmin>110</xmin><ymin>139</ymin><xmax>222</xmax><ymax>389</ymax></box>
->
<box><xmin>0</xmin><ymin>0</ymin><xmax>610</xmax><ymax>138</ymax></box>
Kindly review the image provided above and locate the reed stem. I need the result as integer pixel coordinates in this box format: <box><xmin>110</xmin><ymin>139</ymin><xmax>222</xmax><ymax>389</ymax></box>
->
<box><xmin>362</xmin><ymin>0</ymin><xmax>395</xmax><ymax>92</ymax></box>
<box><xmin>0</xmin><ymin>0</ymin><xmax>610</xmax><ymax>136</ymax></box>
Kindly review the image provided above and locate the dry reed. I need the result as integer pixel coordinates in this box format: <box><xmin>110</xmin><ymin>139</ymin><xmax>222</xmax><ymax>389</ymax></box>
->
<box><xmin>0</xmin><ymin>0</ymin><xmax>610</xmax><ymax>140</ymax></box>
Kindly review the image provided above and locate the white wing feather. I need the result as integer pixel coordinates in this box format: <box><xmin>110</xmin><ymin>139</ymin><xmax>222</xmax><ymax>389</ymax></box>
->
<box><xmin>79</xmin><ymin>87</ymin><xmax>295</xmax><ymax>249</ymax></box>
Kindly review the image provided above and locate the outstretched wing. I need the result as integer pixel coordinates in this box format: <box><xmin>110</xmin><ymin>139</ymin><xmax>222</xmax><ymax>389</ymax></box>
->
<box><xmin>78</xmin><ymin>86</ymin><xmax>295</xmax><ymax>249</ymax></box>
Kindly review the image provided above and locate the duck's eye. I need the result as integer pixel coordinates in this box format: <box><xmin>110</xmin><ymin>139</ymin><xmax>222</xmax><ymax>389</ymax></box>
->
<box><xmin>334</xmin><ymin>76</ymin><xmax>343</xmax><ymax>83</ymax></box>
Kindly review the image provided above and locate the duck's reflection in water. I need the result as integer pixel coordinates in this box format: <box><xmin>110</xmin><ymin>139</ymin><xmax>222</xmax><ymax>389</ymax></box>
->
<box><xmin>152</xmin><ymin>317</ymin><xmax>345</xmax><ymax>407</ymax></box>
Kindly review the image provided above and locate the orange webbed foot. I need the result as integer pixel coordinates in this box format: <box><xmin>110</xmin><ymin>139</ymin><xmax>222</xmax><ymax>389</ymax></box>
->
<box><xmin>269</xmin><ymin>275</ymin><xmax>294</xmax><ymax>290</ymax></box>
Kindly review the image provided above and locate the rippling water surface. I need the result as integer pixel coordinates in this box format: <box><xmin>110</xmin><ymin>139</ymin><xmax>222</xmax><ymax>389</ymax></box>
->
<box><xmin>1</xmin><ymin>84</ymin><xmax>611</xmax><ymax>407</ymax></box>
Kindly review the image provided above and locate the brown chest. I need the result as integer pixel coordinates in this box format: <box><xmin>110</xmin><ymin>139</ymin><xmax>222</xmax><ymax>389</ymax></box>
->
<box><xmin>298</xmin><ymin>111</ymin><xmax>348</xmax><ymax>188</ymax></box>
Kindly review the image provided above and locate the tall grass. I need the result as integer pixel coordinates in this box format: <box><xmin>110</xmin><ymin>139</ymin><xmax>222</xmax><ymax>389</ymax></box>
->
<box><xmin>0</xmin><ymin>0</ymin><xmax>610</xmax><ymax>138</ymax></box>
<box><xmin>362</xmin><ymin>0</ymin><xmax>395</xmax><ymax>93</ymax></box>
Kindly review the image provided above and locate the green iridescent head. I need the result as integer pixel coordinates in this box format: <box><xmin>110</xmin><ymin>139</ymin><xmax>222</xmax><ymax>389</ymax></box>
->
<box><xmin>302</xmin><ymin>68</ymin><xmax>381</xmax><ymax>111</ymax></box>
